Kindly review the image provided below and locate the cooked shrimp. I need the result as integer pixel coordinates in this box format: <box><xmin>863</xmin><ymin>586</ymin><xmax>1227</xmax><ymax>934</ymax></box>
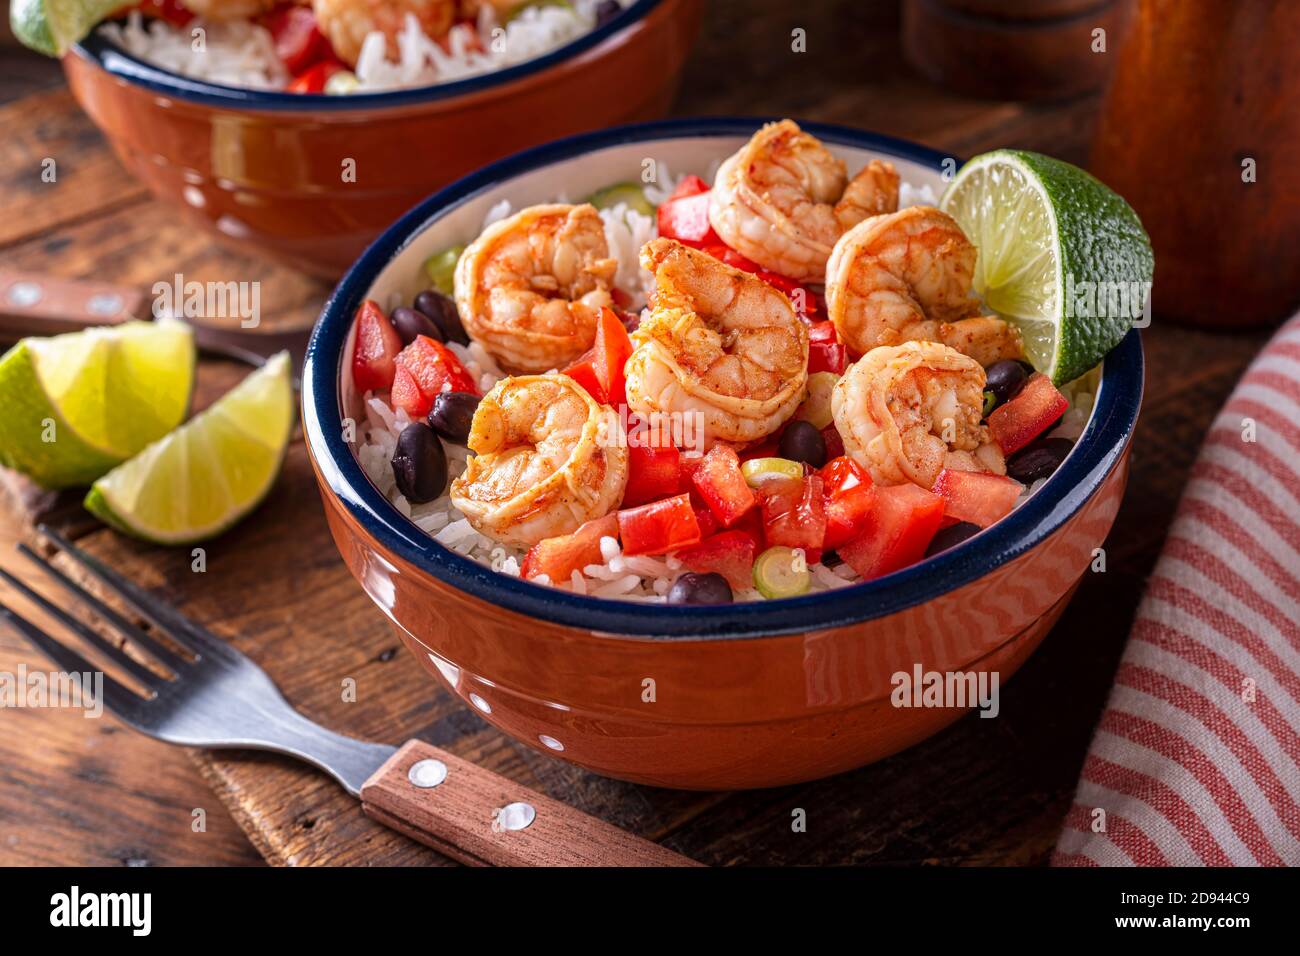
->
<box><xmin>826</xmin><ymin>206</ymin><xmax>1024</xmax><ymax>366</ymax></box>
<box><xmin>311</xmin><ymin>0</ymin><xmax>456</xmax><ymax>66</ymax></box>
<box><xmin>624</xmin><ymin>238</ymin><xmax>808</xmax><ymax>448</ymax></box>
<box><xmin>179</xmin><ymin>0</ymin><xmax>282</xmax><ymax>19</ymax></box>
<box><xmin>832</xmin><ymin>340</ymin><xmax>1005</xmax><ymax>489</ymax></box>
<box><xmin>453</xmin><ymin>203</ymin><xmax>618</xmax><ymax>374</ymax></box>
<box><xmin>708</xmin><ymin>120</ymin><xmax>900</xmax><ymax>282</ymax></box>
<box><xmin>449</xmin><ymin>374</ymin><xmax>628</xmax><ymax>548</ymax></box>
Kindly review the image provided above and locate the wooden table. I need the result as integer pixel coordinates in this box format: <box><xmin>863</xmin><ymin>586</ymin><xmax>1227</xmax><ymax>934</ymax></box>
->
<box><xmin>0</xmin><ymin>1</ymin><xmax>1274</xmax><ymax>866</ymax></box>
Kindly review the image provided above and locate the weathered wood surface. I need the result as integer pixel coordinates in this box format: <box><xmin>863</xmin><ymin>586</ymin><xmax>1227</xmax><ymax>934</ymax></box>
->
<box><xmin>0</xmin><ymin>0</ymin><xmax>1276</xmax><ymax>866</ymax></box>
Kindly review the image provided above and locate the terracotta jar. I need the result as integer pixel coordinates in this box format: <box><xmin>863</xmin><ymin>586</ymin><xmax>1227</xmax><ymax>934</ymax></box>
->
<box><xmin>1090</xmin><ymin>0</ymin><xmax>1300</xmax><ymax>327</ymax></box>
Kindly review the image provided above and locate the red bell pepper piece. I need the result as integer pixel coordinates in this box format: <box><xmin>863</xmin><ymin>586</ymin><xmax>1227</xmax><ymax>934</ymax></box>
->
<box><xmin>562</xmin><ymin>361</ymin><xmax>605</xmax><ymax>404</ymax></box>
<box><xmin>987</xmin><ymin>373</ymin><xmax>1069</xmax><ymax>455</ymax></box>
<box><xmin>623</xmin><ymin>440</ymin><xmax>681</xmax><ymax>508</ymax></box>
<box><xmin>690</xmin><ymin>443</ymin><xmax>756</xmax><ymax>528</ymax></box>
<box><xmin>807</xmin><ymin>321</ymin><xmax>847</xmax><ymax>374</ymax></box>
<box><xmin>822</xmin><ymin>423</ymin><xmax>845</xmax><ymax>461</ymax></box>
<box><xmin>691</xmin><ymin>500</ymin><xmax>720</xmax><ymax>539</ymax></box>
<box><xmin>759</xmin><ymin>473</ymin><xmax>826</xmax><ymax>561</ymax></box>
<box><xmin>521</xmin><ymin>515</ymin><xmax>618</xmax><ymax>583</ymax></box>
<box><xmin>931</xmin><ymin>469</ymin><xmax>1023</xmax><ymax>529</ymax></box>
<box><xmin>669</xmin><ymin>175</ymin><xmax>710</xmax><ymax>200</ymax></box>
<box><xmin>138</xmin><ymin>0</ymin><xmax>193</xmax><ymax>26</ymax></box>
<box><xmin>287</xmin><ymin>58</ymin><xmax>345</xmax><ymax>94</ymax></box>
<box><xmin>674</xmin><ymin>530</ymin><xmax>758</xmax><ymax>591</ymax></box>
<box><xmin>820</xmin><ymin>456</ymin><xmax>877</xmax><ymax>551</ymax></box>
<box><xmin>617</xmin><ymin>493</ymin><xmax>702</xmax><ymax>556</ymax></box>
<box><xmin>266</xmin><ymin>5</ymin><xmax>330</xmax><ymax>74</ymax></box>
<box><xmin>351</xmin><ymin>299</ymin><xmax>403</xmax><ymax>393</ymax></box>
<box><xmin>563</xmin><ymin>307</ymin><xmax>633</xmax><ymax>406</ymax></box>
<box><xmin>391</xmin><ymin>335</ymin><xmax>478</xmax><ymax>417</ymax></box>
<box><xmin>657</xmin><ymin>191</ymin><xmax>719</xmax><ymax>248</ymax></box>
<box><xmin>839</xmin><ymin>483</ymin><xmax>945</xmax><ymax>580</ymax></box>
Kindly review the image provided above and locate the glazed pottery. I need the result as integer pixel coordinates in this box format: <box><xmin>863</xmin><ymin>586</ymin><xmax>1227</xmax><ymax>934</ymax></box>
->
<box><xmin>302</xmin><ymin>120</ymin><xmax>1144</xmax><ymax>790</ymax></box>
<box><xmin>62</xmin><ymin>0</ymin><xmax>703</xmax><ymax>278</ymax></box>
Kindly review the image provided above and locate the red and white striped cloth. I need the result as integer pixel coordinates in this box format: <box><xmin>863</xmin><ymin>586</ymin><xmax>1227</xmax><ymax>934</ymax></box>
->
<box><xmin>1054</xmin><ymin>315</ymin><xmax>1300</xmax><ymax>866</ymax></box>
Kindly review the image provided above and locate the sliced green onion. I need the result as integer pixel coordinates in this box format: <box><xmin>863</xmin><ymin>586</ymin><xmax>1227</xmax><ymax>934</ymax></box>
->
<box><xmin>585</xmin><ymin>181</ymin><xmax>655</xmax><ymax>217</ymax></box>
<box><xmin>424</xmin><ymin>245</ymin><xmax>464</xmax><ymax>296</ymax></box>
<box><xmin>795</xmin><ymin>371</ymin><xmax>839</xmax><ymax>430</ymax></box>
<box><xmin>740</xmin><ymin>457</ymin><xmax>804</xmax><ymax>488</ymax></box>
<box><xmin>504</xmin><ymin>0</ymin><xmax>573</xmax><ymax>24</ymax></box>
<box><xmin>982</xmin><ymin>389</ymin><xmax>997</xmax><ymax>418</ymax></box>
<box><xmin>753</xmin><ymin>546</ymin><xmax>811</xmax><ymax>599</ymax></box>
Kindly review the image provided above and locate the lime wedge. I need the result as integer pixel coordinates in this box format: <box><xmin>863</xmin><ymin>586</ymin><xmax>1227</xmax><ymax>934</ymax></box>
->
<box><xmin>84</xmin><ymin>352</ymin><xmax>293</xmax><ymax>545</ymax></box>
<box><xmin>0</xmin><ymin>319</ymin><xmax>194</xmax><ymax>489</ymax></box>
<box><xmin>940</xmin><ymin>149</ymin><xmax>1153</xmax><ymax>384</ymax></box>
<box><xmin>10</xmin><ymin>0</ymin><xmax>127</xmax><ymax>56</ymax></box>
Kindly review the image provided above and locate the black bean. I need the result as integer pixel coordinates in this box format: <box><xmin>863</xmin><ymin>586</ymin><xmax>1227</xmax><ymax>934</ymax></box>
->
<box><xmin>925</xmin><ymin>521</ymin><xmax>982</xmax><ymax>557</ymax></box>
<box><xmin>984</xmin><ymin>359</ymin><xmax>1029</xmax><ymax>408</ymax></box>
<box><xmin>778</xmin><ymin>420</ymin><xmax>826</xmax><ymax>468</ymax></box>
<box><xmin>427</xmin><ymin>391</ymin><xmax>480</xmax><ymax>445</ymax></box>
<box><xmin>667</xmin><ymin>572</ymin><xmax>733</xmax><ymax>605</ymax></box>
<box><xmin>594</xmin><ymin>0</ymin><xmax>622</xmax><ymax>28</ymax></box>
<box><xmin>1006</xmin><ymin>437</ymin><xmax>1073</xmax><ymax>484</ymax></box>
<box><xmin>414</xmin><ymin>290</ymin><xmax>468</xmax><ymax>345</ymax></box>
<box><xmin>391</xmin><ymin>306</ymin><xmax>441</xmax><ymax>345</ymax></box>
<box><xmin>391</xmin><ymin>422</ymin><xmax>447</xmax><ymax>504</ymax></box>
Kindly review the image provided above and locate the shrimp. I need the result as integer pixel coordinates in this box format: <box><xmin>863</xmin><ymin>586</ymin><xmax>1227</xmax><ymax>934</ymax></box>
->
<box><xmin>708</xmin><ymin>120</ymin><xmax>900</xmax><ymax>283</ymax></box>
<box><xmin>453</xmin><ymin>203</ymin><xmax>618</xmax><ymax>374</ymax></box>
<box><xmin>832</xmin><ymin>340</ymin><xmax>1006</xmax><ymax>490</ymax></box>
<box><xmin>624</xmin><ymin>238</ymin><xmax>808</xmax><ymax>448</ymax></box>
<box><xmin>449</xmin><ymin>374</ymin><xmax>628</xmax><ymax>548</ymax></box>
<box><xmin>825</xmin><ymin>206</ymin><xmax>1024</xmax><ymax>367</ymax></box>
<box><xmin>311</xmin><ymin>0</ymin><xmax>456</xmax><ymax>66</ymax></box>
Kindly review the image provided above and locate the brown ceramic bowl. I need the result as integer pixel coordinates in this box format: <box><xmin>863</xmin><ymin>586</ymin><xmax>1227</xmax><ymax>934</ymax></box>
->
<box><xmin>61</xmin><ymin>0</ymin><xmax>702</xmax><ymax>278</ymax></box>
<box><xmin>302</xmin><ymin>120</ymin><xmax>1144</xmax><ymax>790</ymax></box>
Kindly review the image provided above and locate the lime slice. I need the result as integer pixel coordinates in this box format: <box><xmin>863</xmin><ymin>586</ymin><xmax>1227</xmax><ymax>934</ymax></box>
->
<box><xmin>10</xmin><ymin>0</ymin><xmax>126</xmax><ymax>56</ymax></box>
<box><xmin>586</xmin><ymin>182</ymin><xmax>655</xmax><ymax>217</ymax></box>
<box><xmin>84</xmin><ymin>352</ymin><xmax>293</xmax><ymax>545</ymax></box>
<box><xmin>423</xmin><ymin>245</ymin><xmax>464</xmax><ymax>296</ymax></box>
<box><xmin>0</xmin><ymin>319</ymin><xmax>194</xmax><ymax>489</ymax></box>
<box><xmin>940</xmin><ymin>149</ymin><xmax>1153</xmax><ymax>384</ymax></box>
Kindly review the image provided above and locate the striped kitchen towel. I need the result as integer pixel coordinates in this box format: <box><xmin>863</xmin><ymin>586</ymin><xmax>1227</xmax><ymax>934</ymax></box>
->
<box><xmin>1054</xmin><ymin>315</ymin><xmax>1300</xmax><ymax>866</ymax></box>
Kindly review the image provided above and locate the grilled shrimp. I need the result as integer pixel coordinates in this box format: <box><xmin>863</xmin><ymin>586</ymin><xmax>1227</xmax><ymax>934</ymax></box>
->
<box><xmin>708</xmin><ymin>120</ymin><xmax>900</xmax><ymax>283</ymax></box>
<box><xmin>449</xmin><ymin>374</ymin><xmax>628</xmax><ymax>548</ymax></box>
<box><xmin>453</xmin><ymin>203</ymin><xmax>618</xmax><ymax>374</ymax></box>
<box><xmin>624</xmin><ymin>238</ymin><xmax>808</xmax><ymax>448</ymax></box>
<box><xmin>832</xmin><ymin>341</ymin><xmax>1006</xmax><ymax>489</ymax></box>
<box><xmin>825</xmin><ymin>206</ymin><xmax>1024</xmax><ymax>367</ymax></box>
<box><xmin>311</xmin><ymin>0</ymin><xmax>456</xmax><ymax>66</ymax></box>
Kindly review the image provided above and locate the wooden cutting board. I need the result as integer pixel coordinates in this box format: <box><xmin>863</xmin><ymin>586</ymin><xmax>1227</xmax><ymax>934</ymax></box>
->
<box><xmin>0</xmin><ymin>0</ymin><xmax>1275</xmax><ymax>865</ymax></box>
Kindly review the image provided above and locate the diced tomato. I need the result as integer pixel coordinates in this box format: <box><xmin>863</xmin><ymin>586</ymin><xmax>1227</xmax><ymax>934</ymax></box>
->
<box><xmin>987</xmin><ymin>373</ymin><xmax>1069</xmax><ymax>455</ymax></box>
<box><xmin>839</xmin><ymin>483</ymin><xmax>945</xmax><ymax>580</ymax></box>
<box><xmin>807</xmin><ymin>321</ymin><xmax>847</xmax><ymax>374</ymax></box>
<box><xmin>351</xmin><ymin>299</ymin><xmax>403</xmax><ymax>393</ymax></box>
<box><xmin>657</xmin><ymin>190</ymin><xmax>719</xmax><ymax>247</ymax></box>
<box><xmin>690</xmin><ymin>443</ymin><xmax>756</xmax><ymax>528</ymax></box>
<box><xmin>391</xmin><ymin>335</ymin><xmax>478</xmax><ymax>416</ymax></box>
<box><xmin>266</xmin><ymin>5</ymin><xmax>329</xmax><ymax>74</ymax></box>
<box><xmin>820</xmin><ymin>457</ymin><xmax>877</xmax><ymax>551</ymax></box>
<box><xmin>675</xmin><ymin>531</ymin><xmax>758</xmax><ymax>591</ymax></box>
<box><xmin>521</xmin><ymin>515</ymin><xmax>618</xmax><ymax>583</ymax></box>
<box><xmin>759</xmin><ymin>473</ymin><xmax>826</xmax><ymax>560</ymax></box>
<box><xmin>822</xmin><ymin>423</ymin><xmax>845</xmax><ymax>461</ymax></box>
<box><xmin>618</xmin><ymin>494</ymin><xmax>702</xmax><ymax>556</ymax></box>
<box><xmin>932</xmin><ymin>469</ymin><xmax>1023</xmax><ymax>529</ymax></box>
<box><xmin>623</xmin><ymin>441</ymin><xmax>681</xmax><ymax>508</ymax></box>
<box><xmin>563</xmin><ymin>307</ymin><xmax>634</xmax><ymax>406</ymax></box>
<box><xmin>287</xmin><ymin>58</ymin><xmax>345</xmax><ymax>94</ymax></box>
<box><xmin>137</xmin><ymin>0</ymin><xmax>193</xmax><ymax>26</ymax></box>
<box><xmin>562</xmin><ymin>361</ymin><xmax>605</xmax><ymax>404</ymax></box>
<box><xmin>692</xmin><ymin>501</ymin><xmax>720</xmax><ymax>539</ymax></box>
<box><xmin>669</xmin><ymin>175</ymin><xmax>710</xmax><ymax>200</ymax></box>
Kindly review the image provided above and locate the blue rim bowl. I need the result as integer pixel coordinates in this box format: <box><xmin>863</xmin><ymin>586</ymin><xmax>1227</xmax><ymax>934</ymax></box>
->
<box><xmin>302</xmin><ymin>117</ymin><xmax>1144</xmax><ymax>640</ymax></box>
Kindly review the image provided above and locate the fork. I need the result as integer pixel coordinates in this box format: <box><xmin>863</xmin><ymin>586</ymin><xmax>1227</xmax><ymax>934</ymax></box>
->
<box><xmin>0</xmin><ymin>526</ymin><xmax>695</xmax><ymax>867</ymax></box>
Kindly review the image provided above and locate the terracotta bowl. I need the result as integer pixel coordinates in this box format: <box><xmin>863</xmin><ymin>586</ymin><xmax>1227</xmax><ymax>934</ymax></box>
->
<box><xmin>61</xmin><ymin>0</ymin><xmax>702</xmax><ymax>278</ymax></box>
<box><xmin>302</xmin><ymin>119</ymin><xmax>1144</xmax><ymax>790</ymax></box>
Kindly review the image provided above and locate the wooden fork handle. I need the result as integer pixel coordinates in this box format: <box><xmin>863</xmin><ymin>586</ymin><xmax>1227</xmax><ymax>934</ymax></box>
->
<box><xmin>0</xmin><ymin>269</ymin><xmax>144</xmax><ymax>338</ymax></box>
<box><xmin>361</xmin><ymin>740</ymin><xmax>700</xmax><ymax>867</ymax></box>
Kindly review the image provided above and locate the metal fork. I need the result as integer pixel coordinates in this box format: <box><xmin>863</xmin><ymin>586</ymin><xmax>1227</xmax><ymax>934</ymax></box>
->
<box><xmin>0</xmin><ymin>526</ymin><xmax>695</xmax><ymax>867</ymax></box>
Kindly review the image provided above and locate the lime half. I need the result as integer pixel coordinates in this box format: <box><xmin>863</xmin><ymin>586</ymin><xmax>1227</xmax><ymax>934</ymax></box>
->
<box><xmin>84</xmin><ymin>352</ymin><xmax>293</xmax><ymax>545</ymax></box>
<box><xmin>0</xmin><ymin>319</ymin><xmax>194</xmax><ymax>489</ymax></box>
<box><xmin>10</xmin><ymin>0</ymin><xmax>127</xmax><ymax>56</ymax></box>
<box><xmin>940</xmin><ymin>149</ymin><xmax>1153</xmax><ymax>384</ymax></box>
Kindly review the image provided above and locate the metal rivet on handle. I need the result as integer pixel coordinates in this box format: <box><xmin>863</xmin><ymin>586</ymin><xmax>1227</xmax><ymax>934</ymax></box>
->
<box><xmin>86</xmin><ymin>292</ymin><xmax>124</xmax><ymax>316</ymax></box>
<box><xmin>407</xmin><ymin>758</ymin><xmax>448</xmax><ymax>789</ymax></box>
<box><xmin>497</xmin><ymin>802</ymin><xmax>536</xmax><ymax>831</ymax></box>
<box><xmin>7</xmin><ymin>281</ymin><xmax>42</xmax><ymax>307</ymax></box>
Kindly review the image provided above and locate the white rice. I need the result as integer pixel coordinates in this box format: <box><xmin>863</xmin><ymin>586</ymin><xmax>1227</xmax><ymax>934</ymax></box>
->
<box><xmin>100</xmin><ymin>0</ymin><xmax>631</xmax><ymax>94</ymax></box>
<box><xmin>352</xmin><ymin>170</ymin><xmax>1100</xmax><ymax>602</ymax></box>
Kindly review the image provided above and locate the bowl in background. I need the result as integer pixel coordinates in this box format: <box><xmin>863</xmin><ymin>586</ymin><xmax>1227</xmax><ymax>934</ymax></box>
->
<box><xmin>302</xmin><ymin>119</ymin><xmax>1144</xmax><ymax>790</ymax></box>
<box><xmin>62</xmin><ymin>0</ymin><xmax>703</xmax><ymax>278</ymax></box>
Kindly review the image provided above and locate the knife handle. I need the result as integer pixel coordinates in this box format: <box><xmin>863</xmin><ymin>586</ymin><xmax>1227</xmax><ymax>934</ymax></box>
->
<box><xmin>0</xmin><ymin>269</ymin><xmax>144</xmax><ymax>338</ymax></box>
<box><xmin>361</xmin><ymin>740</ymin><xmax>700</xmax><ymax>867</ymax></box>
